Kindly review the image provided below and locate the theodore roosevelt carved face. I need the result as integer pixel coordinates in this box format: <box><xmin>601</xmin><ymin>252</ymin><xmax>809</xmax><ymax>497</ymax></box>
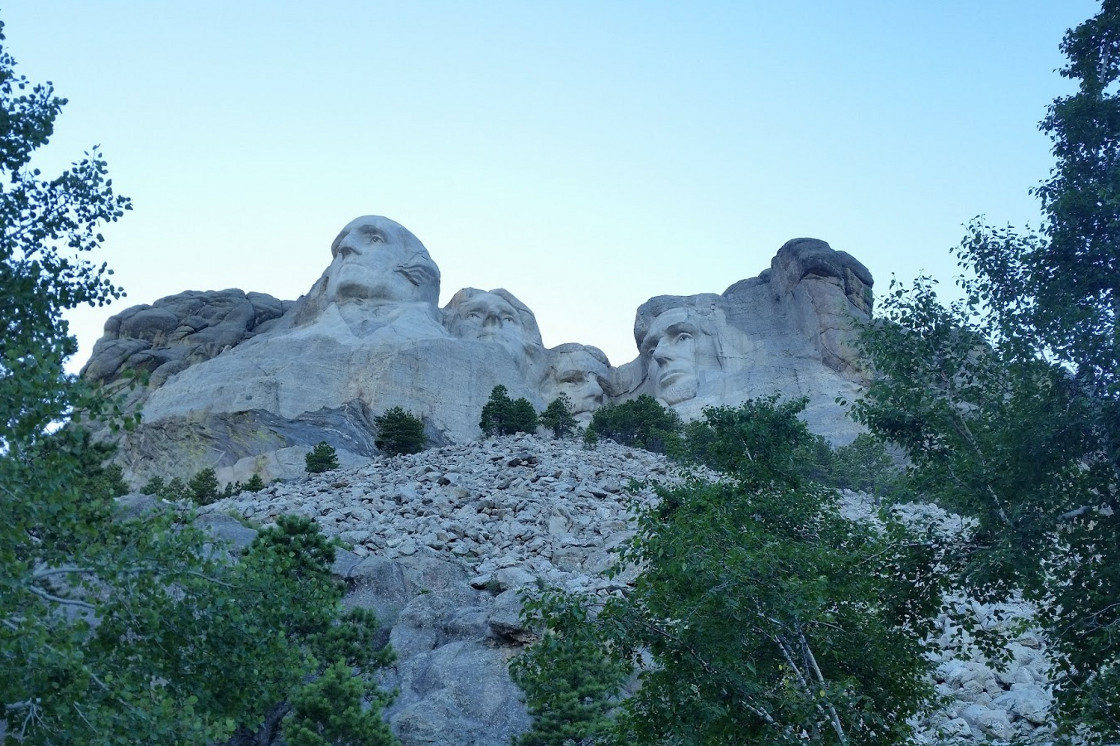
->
<box><xmin>544</xmin><ymin>344</ymin><xmax>611</xmax><ymax>415</ymax></box>
<box><xmin>322</xmin><ymin>215</ymin><xmax>440</xmax><ymax>306</ymax></box>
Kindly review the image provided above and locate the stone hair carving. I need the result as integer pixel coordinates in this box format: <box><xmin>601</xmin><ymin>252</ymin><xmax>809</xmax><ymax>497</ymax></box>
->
<box><xmin>543</xmin><ymin>343</ymin><xmax>611</xmax><ymax>417</ymax></box>
<box><xmin>770</xmin><ymin>237</ymin><xmax>873</xmax><ymax>315</ymax></box>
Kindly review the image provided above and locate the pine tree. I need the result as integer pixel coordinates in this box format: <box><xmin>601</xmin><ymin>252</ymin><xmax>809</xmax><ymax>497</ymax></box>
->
<box><xmin>539</xmin><ymin>395</ymin><xmax>578</xmax><ymax>439</ymax></box>
<box><xmin>374</xmin><ymin>406</ymin><xmax>427</xmax><ymax>455</ymax></box>
<box><xmin>305</xmin><ymin>442</ymin><xmax>339</xmax><ymax>474</ymax></box>
<box><xmin>189</xmin><ymin>467</ymin><xmax>220</xmax><ymax>504</ymax></box>
<box><xmin>480</xmin><ymin>385</ymin><xmax>538</xmax><ymax>436</ymax></box>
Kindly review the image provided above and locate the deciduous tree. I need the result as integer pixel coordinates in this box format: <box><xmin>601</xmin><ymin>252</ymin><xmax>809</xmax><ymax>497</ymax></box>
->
<box><xmin>0</xmin><ymin>22</ymin><xmax>396</xmax><ymax>742</ymax></box>
<box><xmin>853</xmin><ymin>2</ymin><xmax>1120</xmax><ymax>735</ymax></box>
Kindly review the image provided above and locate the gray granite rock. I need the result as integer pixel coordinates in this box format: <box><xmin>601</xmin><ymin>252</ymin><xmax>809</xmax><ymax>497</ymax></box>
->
<box><xmin>82</xmin><ymin>289</ymin><xmax>290</xmax><ymax>390</ymax></box>
<box><xmin>622</xmin><ymin>237</ymin><xmax>872</xmax><ymax>443</ymax></box>
<box><xmin>84</xmin><ymin>217</ymin><xmax>881</xmax><ymax>484</ymax></box>
<box><xmin>189</xmin><ymin>434</ymin><xmax>1056</xmax><ymax>745</ymax></box>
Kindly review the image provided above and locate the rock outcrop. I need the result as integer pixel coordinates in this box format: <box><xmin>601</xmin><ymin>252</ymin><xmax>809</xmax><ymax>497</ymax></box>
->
<box><xmin>185</xmin><ymin>433</ymin><xmax>1055</xmax><ymax>745</ymax></box>
<box><xmin>83</xmin><ymin>289</ymin><xmax>292</xmax><ymax>390</ymax></box>
<box><xmin>82</xmin><ymin>216</ymin><xmax>873</xmax><ymax>484</ymax></box>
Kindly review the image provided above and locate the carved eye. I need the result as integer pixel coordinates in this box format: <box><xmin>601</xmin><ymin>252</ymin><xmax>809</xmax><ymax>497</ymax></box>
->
<box><xmin>676</xmin><ymin>332</ymin><xmax>693</xmax><ymax>342</ymax></box>
<box><xmin>467</xmin><ymin>312</ymin><xmax>482</xmax><ymax>320</ymax></box>
<box><xmin>502</xmin><ymin>315</ymin><xmax>515</xmax><ymax>324</ymax></box>
<box><xmin>360</xmin><ymin>226</ymin><xmax>386</xmax><ymax>243</ymax></box>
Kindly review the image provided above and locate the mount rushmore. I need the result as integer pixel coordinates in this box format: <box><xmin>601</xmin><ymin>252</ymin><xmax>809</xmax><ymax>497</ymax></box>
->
<box><xmin>82</xmin><ymin>215</ymin><xmax>875</xmax><ymax>484</ymax></box>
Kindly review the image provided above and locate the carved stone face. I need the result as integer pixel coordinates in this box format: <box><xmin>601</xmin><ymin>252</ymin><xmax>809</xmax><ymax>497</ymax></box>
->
<box><xmin>639</xmin><ymin>307</ymin><xmax>720</xmax><ymax>405</ymax></box>
<box><xmin>445</xmin><ymin>289</ymin><xmax>542</xmax><ymax>363</ymax></box>
<box><xmin>546</xmin><ymin>347</ymin><xmax>610</xmax><ymax>415</ymax></box>
<box><xmin>323</xmin><ymin>216</ymin><xmax>440</xmax><ymax>306</ymax></box>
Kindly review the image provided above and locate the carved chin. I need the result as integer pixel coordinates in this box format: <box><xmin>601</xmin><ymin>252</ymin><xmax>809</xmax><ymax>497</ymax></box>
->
<box><xmin>658</xmin><ymin>375</ymin><xmax>697</xmax><ymax>405</ymax></box>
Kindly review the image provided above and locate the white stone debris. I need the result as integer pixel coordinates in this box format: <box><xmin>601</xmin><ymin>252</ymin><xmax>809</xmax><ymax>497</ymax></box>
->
<box><xmin>193</xmin><ymin>433</ymin><xmax>1057</xmax><ymax>745</ymax></box>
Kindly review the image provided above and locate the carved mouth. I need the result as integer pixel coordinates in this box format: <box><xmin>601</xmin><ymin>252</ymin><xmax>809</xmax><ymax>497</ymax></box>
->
<box><xmin>396</xmin><ymin>263</ymin><xmax>437</xmax><ymax>287</ymax></box>
<box><xmin>658</xmin><ymin>368</ymin><xmax>688</xmax><ymax>387</ymax></box>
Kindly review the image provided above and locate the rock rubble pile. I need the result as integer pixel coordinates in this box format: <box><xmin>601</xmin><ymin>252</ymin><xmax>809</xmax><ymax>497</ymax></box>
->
<box><xmin>195</xmin><ymin>434</ymin><xmax>1055</xmax><ymax>745</ymax></box>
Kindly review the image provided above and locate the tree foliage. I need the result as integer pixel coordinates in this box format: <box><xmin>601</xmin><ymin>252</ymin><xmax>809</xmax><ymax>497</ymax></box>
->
<box><xmin>538</xmin><ymin>394</ymin><xmax>578</xmax><ymax>439</ymax></box>
<box><xmin>0</xmin><ymin>25</ymin><xmax>396</xmax><ymax>743</ymax></box>
<box><xmin>515</xmin><ymin>399</ymin><xmax>946</xmax><ymax>743</ymax></box>
<box><xmin>509</xmin><ymin>590</ymin><xmax>628</xmax><ymax>746</ymax></box>
<box><xmin>586</xmin><ymin>394</ymin><xmax>682</xmax><ymax>453</ymax></box>
<box><xmin>189</xmin><ymin>466</ymin><xmax>220</xmax><ymax>505</ymax></box>
<box><xmin>0</xmin><ymin>28</ymin><xmax>130</xmax><ymax>454</ymax></box>
<box><xmin>852</xmin><ymin>3</ymin><xmax>1120</xmax><ymax>736</ymax></box>
<box><xmin>374</xmin><ymin>406</ymin><xmax>427</xmax><ymax>456</ymax></box>
<box><xmin>479</xmin><ymin>385</ymin><xmax>538</xmax><ymax>437</ymax></box>
<box><xmin>305</xmin><ymin>441</ymin><xmax>340</xmax><ymax>474</ymax></box>
<box><xmin>282</xmin><ymin>659</ymin><xmax>396</xmax><ymax>746</ymax></box>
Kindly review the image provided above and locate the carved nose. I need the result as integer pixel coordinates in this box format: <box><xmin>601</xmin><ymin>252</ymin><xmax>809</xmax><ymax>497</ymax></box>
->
<box><xmin>653</xmin><ymin>339</ymin><xmax>672</xmax><ymax>366</ymax></box>
<box><xmin>483</xmin><ymin>315</ymin><xmax>501</xmax><ymax>329</ymax></box>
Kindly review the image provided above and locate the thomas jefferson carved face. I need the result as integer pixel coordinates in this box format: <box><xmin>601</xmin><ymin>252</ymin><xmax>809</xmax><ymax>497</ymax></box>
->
<box><xmin>545</xmin><ymin>345</ymin><xmax>610</xmax><ymax>415</ymax></box>
<box><xmin>444</xmin><ymin>288</ymin><xmax>542</xmax><ymax>361</ymax></box>
<box><xmin>323</xmin><ymin>216</ymin><xmax>440</xmax><ymax>306</ymax></box>
<box><xmin>639</xmin><ymin>307</ymin><xmax>720</xmax><ymax>405</ymax></box>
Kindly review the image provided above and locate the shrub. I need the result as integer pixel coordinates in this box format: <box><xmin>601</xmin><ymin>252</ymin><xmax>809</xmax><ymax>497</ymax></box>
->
<box><xmin>374</xmin><ymin>406</ymin><xmax>427</xmax><ymax>455</ymax></box>
<box><xmin>305</xmin><ymin>442</ymin><xmax>339</xmax><ymax>474</ymax></box>
<box><xmin>100</xmin><ymin>463</ymin><xmax>130</xmax><ymax>497</ymax></box>
<box><xmin>188</xmin><ymin>467</ymin><xmax>220</xmax><ymax>505</ymax></box>
<box><xmin>539</xmin><ymin>394</ymin><xmax>578</xmax><ymax>438</ymax></box>
<box><xmin>509</xmin><ymin>398</ymin><xmax>539</xmax><ymax>434</ymax></box>
<box><xmin>827</xmin><ymin>433</ymin><xmax>905</xmax><ymax>498</ymax></box>
<box><xmin>157</xmin><ymin>476</ymin><xmax>190</xmax><ymax>501</ymax></box>
<box><xmin>282</xmin><ymin>659</ymin><xmax>396</xmax><ymax>745</ymax></box>
<box><xmin>582</xmin><ymin>426</ymin><xmax>599</xmax><ymax>449</ymax></box>
<box><xmin>480</xmin><ymin>385</ymin><xmax>539</xmax><ymax>436</ymax></box>
<box><xmin>140</xmin><ymin>475</ymin><xmax>165</xmax><ymax>496</ymax></box>
<box><xmin>515</xmin><ymin>397</ymin><xmax>945</xmax><ymax>743</ymax></box>
<box><xmin>244</xmin><ymin>473</ymin><xmax>266</xmax><ymax>492</ymax></box>
<box><xmin>219</xmin><ymin>480</ymin><xmax>243</xmax><ymax>499</ymax></box>
<box><xmin>509</xmin><ymin>590</ymin><xmax>628</xmax><ymax>745</ymax></box>
<box><xmin>587</xmin><ymin>395</ymin><xmax>682</xmax><ymax>453</ymax></box>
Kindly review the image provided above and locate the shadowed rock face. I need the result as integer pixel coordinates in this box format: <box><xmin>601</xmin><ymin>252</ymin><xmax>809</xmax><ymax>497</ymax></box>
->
<box><xmin>82</xmin><ymin>216</ymin><xmax>873</xmax><ymax>484</ymax></box>
<box><xmin>442</xmin><ymin>288</ymin><xmax>548</xmax><ymax>384</ymax></box>
<box><xmin>634</xmin><ymin>295</ymin><xmax>733</xmax><ymax>406</ymax></box>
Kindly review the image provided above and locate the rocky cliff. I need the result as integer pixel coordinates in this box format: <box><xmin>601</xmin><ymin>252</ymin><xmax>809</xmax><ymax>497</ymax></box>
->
<box><xmin>83</xmin><ymin>216</ymin><xmax>873</xmax><ymax>486</ymax></box>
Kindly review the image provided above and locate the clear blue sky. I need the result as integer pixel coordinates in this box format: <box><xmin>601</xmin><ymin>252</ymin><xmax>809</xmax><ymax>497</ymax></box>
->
<box><xmin>3</xmin><ymin>1</ymin><xmax>1098</xmax><ymax>368</ymax></box>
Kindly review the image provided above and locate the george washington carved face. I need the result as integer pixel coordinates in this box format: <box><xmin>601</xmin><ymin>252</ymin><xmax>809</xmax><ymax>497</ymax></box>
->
<box><xmin>322</xmin><ymin>215</ymin><xmax>440</xmax><ymax>306</ymax></box>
